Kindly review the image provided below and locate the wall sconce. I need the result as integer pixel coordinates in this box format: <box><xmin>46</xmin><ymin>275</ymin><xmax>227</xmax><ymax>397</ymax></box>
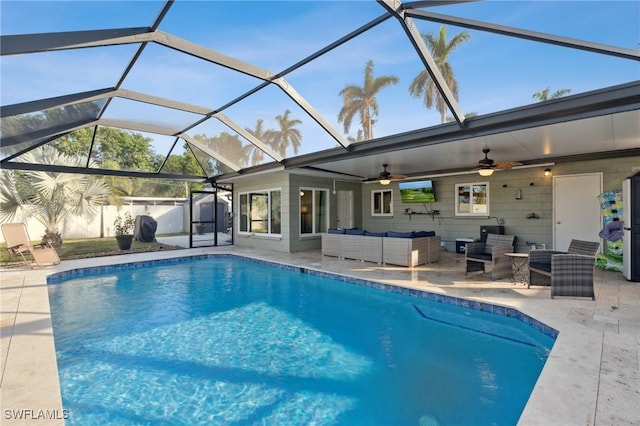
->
<box><xmin>515</xmin><ymin>189</ymin><xmax>522</xmax><ymax>200</ymax></box>
<box><xmin>544</xmin><ymin>168</ymin><xmax>552</xmax><ymax>177</ymax></box>
<box><xmin>300</xmin><ymin>190</ymin><xmax>304</xmax><ymax>196</ymax></box>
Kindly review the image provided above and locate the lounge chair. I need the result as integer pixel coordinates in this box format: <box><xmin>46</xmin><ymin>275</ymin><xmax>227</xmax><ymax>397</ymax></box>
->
<box><xmin>465</xmin><ymin>233</ymin><xmax>516</xmax><ymax>279</ymax></box>
<box><xmin>528</xmin><ymin>239</ymin><xmax>600</xmax><ymax>299</ymax></box>
<box><xmin>1</xmin><ymin>223</ymin><xmax>60</xmax><ymax>267</ymax></box>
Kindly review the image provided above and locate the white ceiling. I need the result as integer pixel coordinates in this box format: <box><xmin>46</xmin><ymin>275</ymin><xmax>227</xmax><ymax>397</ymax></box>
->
<box><xmin>307</xmin><ymin>109</ymin><xmax>640</xmax><ymax>182</ymax></box>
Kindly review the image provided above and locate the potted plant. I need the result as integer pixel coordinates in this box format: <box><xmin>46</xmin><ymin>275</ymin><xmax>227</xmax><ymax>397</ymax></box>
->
<box><xmin>114</xmin><ymin>212</ymin><xmax>135</xmax><ymax>250</ymax></box>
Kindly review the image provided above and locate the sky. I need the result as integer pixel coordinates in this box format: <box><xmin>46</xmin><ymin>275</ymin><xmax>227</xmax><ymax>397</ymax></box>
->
<box><xmin>1</xmin><ymin>0</ymin><xmax>638</xmax><ymax>161</ymax></box>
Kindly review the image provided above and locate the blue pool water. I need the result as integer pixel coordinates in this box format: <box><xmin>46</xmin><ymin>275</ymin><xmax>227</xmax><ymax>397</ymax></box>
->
<box><xmin>48</xmin><ymin>255</ymin><xmax>555</xmax><ymax>425</ymax></box>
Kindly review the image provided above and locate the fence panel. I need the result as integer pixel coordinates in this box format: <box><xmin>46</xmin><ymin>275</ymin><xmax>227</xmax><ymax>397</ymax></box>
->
<box><xmin>0</xmin><ymin>205</ymin><xmax>186</xmax><ymax>243</ymax></box>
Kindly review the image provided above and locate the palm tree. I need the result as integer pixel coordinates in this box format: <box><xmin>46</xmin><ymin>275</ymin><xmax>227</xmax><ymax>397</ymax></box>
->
<box><xmin>0</xmin><ymin>145</ymin><xmax>110</xmax><ymax>246</ymax></box>
<box><xmin>533</xmin><ymin>87</ymin><xmax>572</xmax><ymax>101</ymax></box>
<box><xmin>338</xmin><ymin>60</ymin><xmax>399</xmax><ymax>141</ymax></box>
<box><xmin>409</xmin><ymin>26</ymin><xmax>471</xmax><ymax>124</ymax></box>
<box><xmin>244</xmin><ymin>119</ymin><xmax>269</xmax><ymax>166</ymax></box>
<box><xmin>346</xmin><ymin>129</ymin><xmax>365</xmax><ymax>143</ymax></box>
<box><xmin>265</xmin><ymin>109</ymin><xmax>303</xmax><ymax>158</ymax></box>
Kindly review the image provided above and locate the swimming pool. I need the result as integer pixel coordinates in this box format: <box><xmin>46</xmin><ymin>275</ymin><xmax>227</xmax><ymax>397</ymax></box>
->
<box><xmin>48</xmin><ymin>255</ymin><xmax>556</xmax><ymax>425</ymax></box>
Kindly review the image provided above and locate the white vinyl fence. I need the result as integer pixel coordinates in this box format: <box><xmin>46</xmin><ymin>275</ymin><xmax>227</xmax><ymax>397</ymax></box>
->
<box><xmin>0</xmin><ymin>204</ymin><xmax>187</xmax><ymax>243</ymax></box>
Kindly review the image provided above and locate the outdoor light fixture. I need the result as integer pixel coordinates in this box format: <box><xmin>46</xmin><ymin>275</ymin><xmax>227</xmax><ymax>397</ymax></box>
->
<box><xmin>478</xmin><ymin>168</ymin><xmax>494</xmax><ymax>177</ymax></box>
<box><xmin>544</xmin><ymin>168</ymin><xmax>552</xmax><ymax>177</ymax></box>
<box><xmin>379</xmin><ymin>178</ymin><xmax>391</xmax><ymax>185</ymax></box>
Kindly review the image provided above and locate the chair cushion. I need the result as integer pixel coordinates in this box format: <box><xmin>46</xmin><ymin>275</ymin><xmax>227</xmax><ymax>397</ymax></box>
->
<box><xmin>387</xmin><ymin>231</ymin><xmax>415</xmax><ymax>238</ymax></box>
<box><xmin>529</xmin><ymin>261</ymin><xmax>552</xmax><ymax>273</ymax></box>
<box><xmin>364</xmin><ymin>231</ymin><xmax>386</xmax><ymax>237</ymax></box>
<box><xmin>467</xmin><ymin>252</ymin><xmax>492</xmax><ymax>261</ymax></box>
<box><xmin>327</xmin><ymin>228</ymin><xmax>345</xmax><ymax>234</ymax></box>
<box><xmin>345</xmin><ymin>228</ymin><xmax>365</xmax><ymax>235</ymax></box>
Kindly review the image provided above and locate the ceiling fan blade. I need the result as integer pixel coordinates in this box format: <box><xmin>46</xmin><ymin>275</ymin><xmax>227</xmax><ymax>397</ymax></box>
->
<box><xmin>495</xmin><ymin>161</ymin><xmax>523</xmax><ymax>170</ymax></box>
<box><xmin>388</xmin><ymin>174</ymin><xmax>407</xmax><ymax>180</ymax></box>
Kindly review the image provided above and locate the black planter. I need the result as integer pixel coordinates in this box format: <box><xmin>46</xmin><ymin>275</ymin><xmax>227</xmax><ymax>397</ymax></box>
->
<box><xmin>115</xmin><ymin>234</ymin><xmax>133</xmax><ymax>250</ymax></box>
<box><xmin>195</xmin><ymin>224</ymin><xmax>205</xmax><ymax>235</ymax></box>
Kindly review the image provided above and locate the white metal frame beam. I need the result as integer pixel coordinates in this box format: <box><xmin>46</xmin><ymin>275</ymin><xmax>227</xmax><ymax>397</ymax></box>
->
<box><xmin>377</xmin><ymin>0</ymin><xmax>466</xmax><ymax>125</ymax></box>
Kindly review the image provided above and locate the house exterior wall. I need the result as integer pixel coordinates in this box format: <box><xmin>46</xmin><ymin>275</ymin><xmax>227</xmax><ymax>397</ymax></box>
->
<box><xmin>360</xmin><ymin>156</ymin><xmax>639</xmax><ymax>252</ymax></box>
<box><xmin>233</xmin><ymin>173</ymin><xmax>291</xmax><ymax>253</ymax></box>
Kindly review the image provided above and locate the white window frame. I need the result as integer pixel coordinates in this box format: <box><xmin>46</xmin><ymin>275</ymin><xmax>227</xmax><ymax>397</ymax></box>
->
<box><xmin>300</xmin><ymin>187</ymin><xmax>329</xmax><ymax>236</ymax></box>
<box><xmin>455</xmin><ymin>182</ymin><xmax>490</xmax><ymax>217</ymax></box>
<box><xmin>371</xmin><ymin>189</ymin><xmax>393</xmax><ymax>216</ymax></box>
<box><xmin>238</xmin><ymin>188</ymin><xmax>282</xmax><ymax>236</ymax></box>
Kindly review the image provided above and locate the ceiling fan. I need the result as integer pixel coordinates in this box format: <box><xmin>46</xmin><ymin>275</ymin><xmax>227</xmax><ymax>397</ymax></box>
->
<box><xmin>476</xmin><ymin>148</ymin><xmax>522</xmax><ymax>176</ymax></box>
<box><xmin>363</xmin><ymin>164</ymin><xmax>406</xmax><ymax>185</ymax></box>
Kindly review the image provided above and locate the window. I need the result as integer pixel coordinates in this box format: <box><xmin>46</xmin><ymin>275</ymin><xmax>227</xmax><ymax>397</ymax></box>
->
<box><xmin>239</xmin><ymin>189</ymin><xmax>281</xmax><ymax>235</ymax></box>
<box><xmin>371</xmin><ymin>189</ymin><xmax>393</xmax><ymax>216</ymax></box>
<box><xmin>300</xmin><ymin>188</ymin><xmax>328</xmax><ymax>235</ymax></box>
<box><xmin>455</xmin><ymin>183</ymin><xmax>489</xmax><ymax>216</ymax></box>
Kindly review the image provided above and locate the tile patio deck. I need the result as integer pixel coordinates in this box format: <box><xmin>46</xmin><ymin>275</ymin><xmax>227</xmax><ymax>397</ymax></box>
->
<box><xmin>1</xmin><ymin>246</ymin><xmax>638</xmax><ymax>425</ymax></box>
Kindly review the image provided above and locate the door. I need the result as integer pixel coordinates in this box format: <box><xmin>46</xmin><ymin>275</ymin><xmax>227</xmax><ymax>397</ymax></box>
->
<box><xmin>337</xmin><ymin>190</ymin><xmax>353</xmax><ymax>229</ymax></box>
<box><xmin>553</xmin><ymin>173</ymin><xmax>602</xmax><ymax>251</ymax></box>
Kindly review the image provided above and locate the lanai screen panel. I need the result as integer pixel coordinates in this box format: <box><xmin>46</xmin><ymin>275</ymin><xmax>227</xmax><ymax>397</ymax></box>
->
<box><xmin>120</xmin><ymin>43</ymin><xmax>265</xmax><ymax>111</ymax></box>
<box><xmin>285</xmin><ymin>17</ymin><xmax>437</xmax><ymax>141</ymax></box>
<box><xmin>0</xmin><ymin>46</ymin><xmax>138</xmax><ymax>106</ymax></box>
<box><xmin>102</xmin><ymin>98</ymin><xmax>205</xmax><ymax>135</ymax></box>
<box><xmin>159</xmin><ymin>1</ymin><xmax>386</xmax><ymax>72</ymax></box>
<box><xmin>410</xmin><ymin>10</ymin><xmax>640</xmax><ymax>116</ymax></box>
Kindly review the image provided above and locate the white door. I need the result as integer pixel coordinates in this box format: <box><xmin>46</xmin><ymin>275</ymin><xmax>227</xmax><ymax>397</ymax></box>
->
<box><xmin>553</xmin><ymin>173</ymin><xmax>602</xmax><ymax>251</ymax></box>
<box><xmin>337</xmin><ymin>190</ymin><xmax>353</xmax><ymax>229</ymax></box>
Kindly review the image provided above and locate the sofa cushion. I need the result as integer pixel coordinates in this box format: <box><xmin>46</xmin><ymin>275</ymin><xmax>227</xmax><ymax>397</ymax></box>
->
<box><xmin>364</xmin><ymin>231</ymin><xmax>386</xmax><ymax>237</ymax></box>
<box><xmin>386</xmin><ymin>231</ymin><xmax>415</xmax><ymax>238</ymax></box>
<box><xmin>327</xmin><ymin>228</ymin><xmax>345</xmax><ymax>234</ymax></box>
<box><xmin>346</xmin><ymin>228</ymin><xmax>366</xmax><ymax>235</ymax></box>
<box><xmin>414</xmin><ymin>230</ymin><xmax>436</xmax><ymax>238</ymax></box>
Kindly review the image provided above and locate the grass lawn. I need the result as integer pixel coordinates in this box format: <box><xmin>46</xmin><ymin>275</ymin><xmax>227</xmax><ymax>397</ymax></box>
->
<box><xmin>1</xmin><ymin>237</ymin><xmax>183</xmax><ymax>266</ymax></box>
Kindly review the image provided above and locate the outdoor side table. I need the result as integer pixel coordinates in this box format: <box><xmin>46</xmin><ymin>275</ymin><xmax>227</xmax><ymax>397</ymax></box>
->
<box><xmin>505</xmin><ymin>252</ymin><xmax>529</xmax><ymax>285</ymax></box>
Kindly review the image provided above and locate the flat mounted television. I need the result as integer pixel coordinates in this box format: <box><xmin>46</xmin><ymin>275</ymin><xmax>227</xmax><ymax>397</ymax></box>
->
<box><xmin>399</xmin><ymin>180</ymin><xmax>435</xmax><ymax>203</ymax></box>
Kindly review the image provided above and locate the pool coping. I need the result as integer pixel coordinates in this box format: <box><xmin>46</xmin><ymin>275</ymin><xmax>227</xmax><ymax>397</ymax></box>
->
<box><xmin>2</xmin><ymin>247</ymin><xmax>637</xmax><ymax>425</ymax></box>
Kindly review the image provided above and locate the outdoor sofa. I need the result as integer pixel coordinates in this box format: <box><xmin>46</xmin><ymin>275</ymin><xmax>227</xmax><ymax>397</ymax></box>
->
<box><xmin>321</xmin><ymin>229</ymin><xmax>441</xmax><ymax>267</ymax></box>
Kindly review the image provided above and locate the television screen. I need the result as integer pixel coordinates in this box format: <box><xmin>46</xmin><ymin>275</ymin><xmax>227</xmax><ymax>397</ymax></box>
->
<box><xmin>399</xmin><ymin>180</ymin><xmax>435</xmax><ymax>203</ymax></box>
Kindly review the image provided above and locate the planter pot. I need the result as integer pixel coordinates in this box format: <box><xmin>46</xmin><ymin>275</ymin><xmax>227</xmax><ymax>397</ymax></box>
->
<box><xmin>115</xmin><ymin>234</ymin><xmax>133</xmax><ymax>250</ymax></box>
<box><xmin>195</xmin><ymin>224</ymin><xmax>205</xmax><ymax>235</ymax></box>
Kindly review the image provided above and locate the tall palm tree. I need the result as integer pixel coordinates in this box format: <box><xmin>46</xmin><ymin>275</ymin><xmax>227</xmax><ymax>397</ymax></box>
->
<box><xmin>0</xmin><ymin>145</ymin><xmax>110</xmax><ymax>246</ymax></box>
<box><xmin>533</xmin><ymin>87</ymin><xmax>572</xmax><ymax>101</ymax></box>
<box><xmin>244</xmin><ymin>119</ymin><xmax>269</xmax><ymax>166</ymax></box>
<box><xmin>409</xmin><ymin>26</ymin><xmax>471</xmax><ymax>124</ymax></box>
<box><xmin>338</xmin><ymin>60</ymin><xmax>399</xmax><ymax>141</ymax></box>
<box><xmin>266</xmin><ymin>109</ymin><xmax>303</xmax><ymax>158</ymax></box>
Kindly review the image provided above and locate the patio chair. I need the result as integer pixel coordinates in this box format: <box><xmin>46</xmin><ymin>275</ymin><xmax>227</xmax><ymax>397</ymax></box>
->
<box><xmin>528</xmin><ymin>239</ymin><xmax>600</xmax><ymax>300</ymax></box>
<box><xmin>1</xmin><ymin>223</ymin><xmax>60</xmax><ymax>267</ymax></box>
<box><xmin>465</xmin><ymin>233</ymin><xmax>516</xmax><ymax>279</ymax></box>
